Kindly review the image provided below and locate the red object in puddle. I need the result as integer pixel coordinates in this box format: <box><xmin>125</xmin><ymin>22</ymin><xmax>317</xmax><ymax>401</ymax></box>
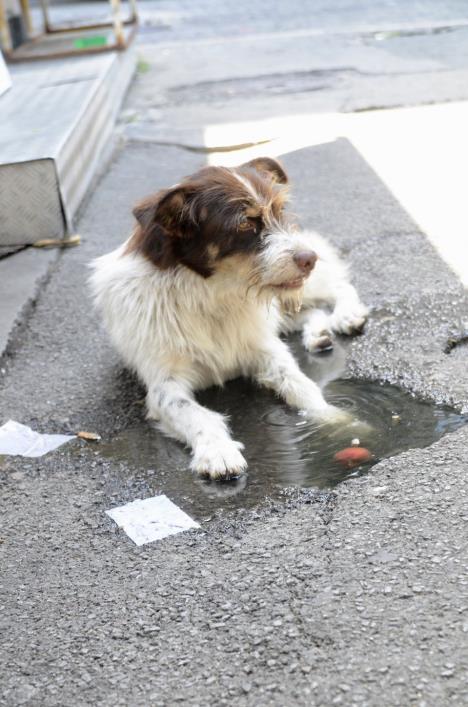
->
<box><xmin>333</xmin><ymin>447</ymin><xmax>372</xmax><ymax>468</ymax></box>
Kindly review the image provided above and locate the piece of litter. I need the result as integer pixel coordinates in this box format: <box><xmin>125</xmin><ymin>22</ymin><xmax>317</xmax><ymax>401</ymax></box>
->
<box><xmin>105</xmin><ymin>494</ymin><xmax>200</xmax><ymax>546</ymax></box>
<box><xmin>333</xmin><ymin>447</ymin><xmax>373</xmax><ymax>468</ymax></box>
<box><xmin>351</xmin><ymin>438</ymin><xmax>360</xmax><ymax>446</ymax></box>
<box><xmin>33</xmin><ymin>234</ymin><xmax>80</xmax><ymax>248</ymax></box>
<box><xmin>0</xmin><ymin>420</ymin><xmax>75</xmax><ymax>458</ymax></box>
<box><xmin>77</xmin><ymin>431</ymin><xmax>101</xmax><ymax>441</ymax></box>
<box><xmin>391</xmin><ymin>413</ymin><xmax>401</xmax><ymax>422</ymax></box>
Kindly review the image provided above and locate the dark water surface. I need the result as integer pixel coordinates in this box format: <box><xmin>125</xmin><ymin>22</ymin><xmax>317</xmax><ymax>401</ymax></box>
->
<box><xmin>98</xmin><ymin>340</ymin><xmax>466</xmax><ymax>517</ymax></box>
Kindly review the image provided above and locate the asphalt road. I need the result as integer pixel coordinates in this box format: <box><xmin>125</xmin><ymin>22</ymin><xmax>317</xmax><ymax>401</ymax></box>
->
<box><xmin>1</xmin><ymin>2</ymin><xmax>468</xmax><ymax>705</ymax></box>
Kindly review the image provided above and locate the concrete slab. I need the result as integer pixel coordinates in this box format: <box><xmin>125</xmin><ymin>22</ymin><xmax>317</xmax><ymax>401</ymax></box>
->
<box><xmin>0</xmin><ymin>48</ymin><xmax>136</xmax><ymax>246</ymax></box>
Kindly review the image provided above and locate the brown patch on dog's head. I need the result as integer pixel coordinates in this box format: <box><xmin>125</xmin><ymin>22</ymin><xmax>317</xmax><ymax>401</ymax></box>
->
<box><xmin>125</xmin><ymin>158</ymin><xmax>290</xmax><ymax>277</ymax></box>
<box><xmin>239</xmin><ymin>157</ymin><xmax>289</xmax><ymax>185</ymax></box>
<box><xmin>127</xmin><ymin>185</ymin><xmax>204</xmax><ymax>272</ymax></box>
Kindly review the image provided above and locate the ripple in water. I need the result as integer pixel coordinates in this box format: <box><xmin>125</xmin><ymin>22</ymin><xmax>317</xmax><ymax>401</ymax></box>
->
<box><xmin>98</xmin><ymin>340</ymin><xmax>467</xmax><ymax>516</ymax></box>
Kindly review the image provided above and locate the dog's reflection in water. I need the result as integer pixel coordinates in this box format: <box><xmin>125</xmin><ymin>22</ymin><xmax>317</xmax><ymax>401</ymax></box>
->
<box><xmin>195</xmin><ymin>341</ymin><xmax>360</xmax><ymax>496</ymax></box>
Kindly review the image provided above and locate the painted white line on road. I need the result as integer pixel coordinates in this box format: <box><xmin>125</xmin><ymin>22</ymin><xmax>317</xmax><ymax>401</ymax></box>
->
<box><xmin>0</xmin><ymin>419</ymin><xmax>75</xmax><ymax>457</ymax></box>
<box><xmin>105</xmin><ymin>494</ymin><xmax>200</xmax><ymax>546</ymax></box>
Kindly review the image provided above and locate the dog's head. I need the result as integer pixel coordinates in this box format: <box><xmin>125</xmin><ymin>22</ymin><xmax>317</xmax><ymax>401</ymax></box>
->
<box><xmin>127</xmin><ymin>157</ymin><xmax>317</xmax><ymax>310</ymax></box>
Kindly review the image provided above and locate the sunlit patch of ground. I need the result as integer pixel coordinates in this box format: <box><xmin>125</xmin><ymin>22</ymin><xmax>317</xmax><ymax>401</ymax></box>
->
<box><xmin>205</xmin><ymin>101</ymin><xmax>468</xmax><ymax>286</ymax></box>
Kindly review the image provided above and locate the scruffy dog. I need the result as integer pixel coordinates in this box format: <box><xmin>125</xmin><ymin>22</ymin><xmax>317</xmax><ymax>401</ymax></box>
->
<box><xmin>90</xmin><ymin>157</ymin><xmax>367</xmax><ymax>479</ymax></box>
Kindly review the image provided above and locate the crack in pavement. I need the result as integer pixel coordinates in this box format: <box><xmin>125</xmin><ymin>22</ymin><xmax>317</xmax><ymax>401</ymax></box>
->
<box><xmin>361</xmin><ymin>23</ymin><xmax>468</xmax><ymax>40</ymax></box>
<box><xmin>126</xmin><ymin>137</ymin><xmax>272</xmax><ymax>154</ymax></box>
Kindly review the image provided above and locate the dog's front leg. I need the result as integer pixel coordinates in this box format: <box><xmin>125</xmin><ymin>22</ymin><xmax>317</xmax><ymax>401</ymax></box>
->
<box><xmin>253</xmin><ymin>340</ymin><xmax>350</xmax><ymax>423</ymax></box>
<box><xmin>328</xmin><ymin>281</ymin><xmax>368</xmax><ymax>337</ymax></box>
<box><xmin>298</xmin><ymin>250</ymin><xmax>368</xmax><ymax>351</ymax></box>
<box><xmin>300</xmin><ymin>283</ymin><xmax>368</xmax><ymax>352</ymax></box>
<box><xmin>147</xmin><ymin>378</ymin><xmax>247</xmax><ymax>480</ymax></box>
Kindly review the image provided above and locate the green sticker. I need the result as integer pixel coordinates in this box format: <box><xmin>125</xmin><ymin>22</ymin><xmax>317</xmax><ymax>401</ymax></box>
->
<box><xmin>73</xmin><ymin>35</ymin><xmax>108</xmax><ymax>49</ymax></box>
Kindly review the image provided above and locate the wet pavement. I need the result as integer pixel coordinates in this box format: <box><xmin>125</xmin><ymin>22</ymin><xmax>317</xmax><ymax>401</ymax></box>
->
<box><xmin>2</xmin><ymin>1</ymin><xmax>468</xmax><ymax>705</ymax></box>
<box><xmin>95</xmin><ymin>339</ymin><xmax>467</xmax><ymax>517</ymax></box>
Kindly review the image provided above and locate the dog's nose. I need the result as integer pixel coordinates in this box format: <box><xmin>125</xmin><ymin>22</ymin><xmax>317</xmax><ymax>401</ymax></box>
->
<box><xmin>293</xmin><ymin>250</ymin><xmax>318</xmax><ymax>275</ymax></box>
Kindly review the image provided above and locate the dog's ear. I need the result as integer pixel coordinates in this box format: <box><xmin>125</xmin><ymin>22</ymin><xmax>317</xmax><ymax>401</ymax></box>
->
<box><xmin>132</xmin><ymin>193</ymin><xmax>161</xmax><ymax>230</ymax></box>
<box><xmin>241</xmin><ymin>157</ymin><xmax>288</xmax><ymax>184</ymax></box>
<box><xmin>133</xmin><ymin>186</ymin><xmax>194</xmax><ymax>236</ymax></box>
<box><xmin>129</xmin><ymin>186</ymin><xmax>195</xmax><ymax>269</ymax></box>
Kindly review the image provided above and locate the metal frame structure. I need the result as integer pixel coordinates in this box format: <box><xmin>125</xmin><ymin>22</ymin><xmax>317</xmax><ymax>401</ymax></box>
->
<box><xmin>0</xmin><ymin>0</ymin><xmax>138</xmax><ymax>60</ymax></box>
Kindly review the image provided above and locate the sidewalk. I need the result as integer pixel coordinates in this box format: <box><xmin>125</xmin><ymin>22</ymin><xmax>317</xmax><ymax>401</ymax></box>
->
<box><xmin>1</xmin><ymin>135</ymin><xmax>468</xmax><ymax>707</ymax></box>
<box><xmin>1</xmin><ymin>2</ymin><xmax>468</xmax><ymax>705</ymax></box>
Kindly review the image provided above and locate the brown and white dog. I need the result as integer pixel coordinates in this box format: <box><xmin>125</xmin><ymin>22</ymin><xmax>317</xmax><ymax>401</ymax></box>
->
<box><xmin>90</xmin><ymin>157</ymin><xmax>367</xmax><ymax>479</ymax></box>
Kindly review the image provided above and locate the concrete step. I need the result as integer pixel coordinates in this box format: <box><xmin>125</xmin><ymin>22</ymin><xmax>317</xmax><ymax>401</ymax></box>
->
<box><xmin>0</xmin><ymin>46</ymin><xmax>136</xmax><ymax>246</ymax></box>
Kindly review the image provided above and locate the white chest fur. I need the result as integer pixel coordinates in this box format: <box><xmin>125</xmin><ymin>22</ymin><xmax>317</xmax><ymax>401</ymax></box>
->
<box><xmin>90</xmin><ymin>248</ymin><xmax>280</xmax><ymax>389</ymax></box>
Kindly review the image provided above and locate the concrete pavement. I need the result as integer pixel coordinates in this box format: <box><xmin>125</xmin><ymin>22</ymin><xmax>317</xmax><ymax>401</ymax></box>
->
<box><xmin>1</xmin><ymin>1</ymin><xmax>468</xmax><ymax>705</ymax></box>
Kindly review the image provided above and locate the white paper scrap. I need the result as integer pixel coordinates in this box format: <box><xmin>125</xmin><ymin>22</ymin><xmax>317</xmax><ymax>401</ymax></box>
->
<box><xmin>0</xmin><ymin>420</ymin><xmax>75</xmax><ymax>458</ymax></box>
<box><xmin>106</xmin><ymin>494</ymin><xmax>200</xmax><ymax>546</ymax></box>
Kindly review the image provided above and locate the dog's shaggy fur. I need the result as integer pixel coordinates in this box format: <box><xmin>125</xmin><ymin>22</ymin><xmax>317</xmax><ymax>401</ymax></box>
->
<box><xmin>90</xmin><ymin>157</ymin><xmax>368</xmax><ymax>479</ymax></box>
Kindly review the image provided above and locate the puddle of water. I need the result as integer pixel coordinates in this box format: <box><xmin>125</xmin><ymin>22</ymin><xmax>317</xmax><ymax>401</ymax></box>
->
<box><xmin>98</xmin><ymin>339</ymin><xmax>466</xmax><ymax>517</ymax></box>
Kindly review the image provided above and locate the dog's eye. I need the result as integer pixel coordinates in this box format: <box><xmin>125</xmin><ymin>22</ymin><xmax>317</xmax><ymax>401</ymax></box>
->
<box><xmin>238</xmin><ymin>218</ymin><xmax>255</xmax><ymax>232</ymax></box>
<box><xmin>238</xmin><ymin>217</ymin><xmax>262</xmax><ymax>234</ymax></box>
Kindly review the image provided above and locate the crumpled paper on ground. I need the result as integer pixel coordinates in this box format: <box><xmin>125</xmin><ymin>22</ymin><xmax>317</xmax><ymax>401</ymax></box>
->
<box><xmin>0</xmin><ymin>420</ymin><xmax>75</xmax><ymax>457</ymax></box>
<box><xmin>106</xmin><ymin>494</ymin><xmax>200</xmax><ymax>546</ymax></box>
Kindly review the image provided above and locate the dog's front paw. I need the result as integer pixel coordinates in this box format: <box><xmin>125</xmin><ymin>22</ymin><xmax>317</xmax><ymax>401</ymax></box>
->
<box><xmin>303</xmin><ymin>405</ymin><xmax>375</xmax><ymax>436</ymax></box>
<box><xmin>331</xmin><ymin>303</ymin><xmax>368</xmax><ymax>336</ymax></box>
<box><xmin>302</xmin><ymin>404</ymin><xmax>353</xmax><ymax>425</ymax></box>
<box><xmin>191</xmin><ymin>439</ymin><xmax>247</xmax><ymax>480</ymax></box>
<box><xmin>303</xmin><ymin>330</ymin><xmax>334</xmax><ymax>353</ymax></box>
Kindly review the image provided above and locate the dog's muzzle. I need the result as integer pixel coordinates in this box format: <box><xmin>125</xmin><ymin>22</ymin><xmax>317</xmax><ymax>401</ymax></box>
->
<box><xmin>293</xmin><ymin>250</ymin><xmax>317</xmax><ymax>276</ymax></box>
